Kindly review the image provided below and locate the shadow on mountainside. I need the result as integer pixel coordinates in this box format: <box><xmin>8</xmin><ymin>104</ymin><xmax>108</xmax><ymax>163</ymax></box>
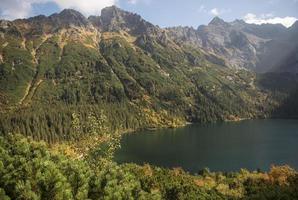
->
<box><xmin>272</xmin><ymin>89</ymin><xmax>298</xmax><ymax>118</ymax></box>
<box><xmin>256</xmin><ymin>72</ymin><xmax>298</xmax><ymax>118</ymax></box>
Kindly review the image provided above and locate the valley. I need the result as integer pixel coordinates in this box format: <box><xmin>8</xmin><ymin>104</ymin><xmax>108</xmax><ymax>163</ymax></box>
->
<box><xmin>0</xmin><ymin>6</ymin><xmax>297</xmax><ymax>142</ymax></box>
<box><xmin>0</xmin><ymin>5</ymin><xmax>298</xmax><ymax>200</ymax></box>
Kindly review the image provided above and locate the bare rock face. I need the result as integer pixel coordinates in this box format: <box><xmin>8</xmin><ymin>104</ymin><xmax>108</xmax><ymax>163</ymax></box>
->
<box><xmin>1</xmin><ymin>6</ymin><xmax>297</xmax><ymax>72</ymax></box>
<box><xmin>166</xmin><ymin>26</ymin><xmax>202</xmax><ymax>47</ymax></box>
<box><xmin>231</xmin><ymin>19</ymin><xmax>287</xmax><ymax>39</ymax></box>
<box><xmin>12</xmin><ymin>9</ymin><xmax>92</xmax><ymax>37</ymax></box>
<box><xmin>167</xmin><ymin>16</ymin><xmax>297</xmax><ymax>72</ymax></box>
<box><xmin>89</xmin><ymin>6</ymin><xmax>158</xmax><ymax>36</ymax></box>
<box><xmin>195</xmin><ymin>17</ymin><xmax>259</xmax><ymax>70</ymax></box>
<box><xmin>49</xmin><ymin>9</ymin><xmax>90</xmax><ymax>28</ymax></box>
<box><xmin>263</xmin><ymin>21</ymin><xmax>298</xmax><ymax>73</ymax></box>
<box><xmin>0</xmin><ymin>20</ymin><xmax>21</xmax><ymax>37</ymax></box>
<box><xmin>1</xmin><ymin>6</ymin><xmax>298</xmax><ymax>137</ymax></box>
<box><xmin>255</xmin><ymin>21</ymin><xmax>298</xmax><ymax>73</ymax></box>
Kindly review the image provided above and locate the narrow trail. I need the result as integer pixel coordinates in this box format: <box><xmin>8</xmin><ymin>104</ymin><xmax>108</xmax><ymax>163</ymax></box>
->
<box><xmin>19</xmin><ymin>79</ymin><xmax>43</xmax><ymax>106</ymax></box>
<box><xmin>18</xmin><ymin>35</ymin><xmax>50</xmax><ymax>107</ymax></box>
<box><xmin>19</xmin><ymin>81</ymin><xmax>32</xmax><ymax>105</ymax></box>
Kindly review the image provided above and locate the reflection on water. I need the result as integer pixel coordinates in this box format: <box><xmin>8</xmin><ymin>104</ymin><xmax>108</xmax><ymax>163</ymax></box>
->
<box><xmin>115</xmin><ymin>120</ymin><xmax>298</xmax><ymax>173</ymax></box>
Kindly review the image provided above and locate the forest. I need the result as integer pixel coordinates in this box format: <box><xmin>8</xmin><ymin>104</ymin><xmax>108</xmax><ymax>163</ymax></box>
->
<box><xmin>1</xmin><ymin>5</ymin><xmax>298</xmax><ymax>200</ymax></box>
<box><xmin>0</xmin><ymin>112</ymin><xmax>298</xmax><ymax>200</ymax></box>
<box><xmin>1</xmin><ymin>133</ymin><xmax>298</xmax><ymax>200</ymax></box>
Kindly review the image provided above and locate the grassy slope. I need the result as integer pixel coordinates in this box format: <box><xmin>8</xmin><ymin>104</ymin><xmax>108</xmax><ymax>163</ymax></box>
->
<box><xmin>0</xmin><ymin>24</ymin><xmax>295</xmax><ymax>142</ymax></box>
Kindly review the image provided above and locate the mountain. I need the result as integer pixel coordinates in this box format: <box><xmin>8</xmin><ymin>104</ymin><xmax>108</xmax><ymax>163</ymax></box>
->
<box><xmin>230</xmin><ymin>19</ymin><xmax>287</xmax><ymax>39</ymax></box>
<box><xmin>168</xmin><ymin>16</ymin><xmax>297</xmax><ymax>72</ymax></box>
<box><xmin>89</xmin><ymin>6</ymin><xmax>158</xmax><ymax>35</ymax></box>
<box><xmin>0</xmin><ymin>6</ymin><xmax>297</xmax><ymax>142</ymax></box>
<box><xmin>198</xmin><ymin>17</ymin><xmax>258</xmax><ymax>70</ymax></box>
<box><xmin>260</xmin><ymin>21</ymin><xmax>298</xmax><ymax>73</ymax></box>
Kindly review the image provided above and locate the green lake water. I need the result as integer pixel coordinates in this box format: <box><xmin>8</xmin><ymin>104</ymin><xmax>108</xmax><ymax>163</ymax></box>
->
<box><xmin>115</xmin><ymin>119</ymin><xmax>298</xmax><ymax>173</ymax></box>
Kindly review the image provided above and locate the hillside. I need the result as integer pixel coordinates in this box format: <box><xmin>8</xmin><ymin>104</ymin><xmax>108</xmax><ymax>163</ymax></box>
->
<box><xmin>0</xmin><ymin>6</ymin><xmax>298</xmax><ymax>142</ymax></box>
<box><xmin>0</xmin><ymin>134</ymin><xmax>298</xmax><ymax>200</ymax></box>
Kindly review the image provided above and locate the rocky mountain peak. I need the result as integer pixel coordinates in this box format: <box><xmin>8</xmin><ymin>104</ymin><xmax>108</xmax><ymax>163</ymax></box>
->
<box><xmin>209</xmin><ymin>16</ymin><xmax>229</xmax><ymax>27</ymax></box>
<box><xmin>100</xmin><ymin>5</ymin><xmax>122</xmax><ymax>17</ymax></box>
<box><xmin>89</xmin><ymin>5</ymin><xmax>158</xmax><ymax>35</ymax></box>
<box><xmin>59</xmin><ymin>9</ymin><xmax>85</xmax><ymax>17</ymax></box>
<box><xmin>99</xmin><ymin>6</ymin><xmax>127</xmax><ymax>31</ymax></box>
<box><xmin>166</xmin><ymin>26</ymin><xmax>198</xmax><ymax>36</ymax></box>
<box><xmin>232</xmin><ymin>21</ymin><xmax>287</xmax><ymax>39</ymax></box>
<box><xmin>49</xmin><ymin>9</ymin><xmax>90</xmax><ymax>27</ymax></box>
<box><xmin>0</xmin><ymin>20</ymin><xmax>21</xmax><ymax>37</ymax></box>
<box><xmin>166</xmin><ymin>26</ymin><xmax>202</xmax><ymax>47</ymax></box>
<box><xmin>230</xmin><ymin>19</ymin><xmax>246</xmax><ymax>27</ymax></box>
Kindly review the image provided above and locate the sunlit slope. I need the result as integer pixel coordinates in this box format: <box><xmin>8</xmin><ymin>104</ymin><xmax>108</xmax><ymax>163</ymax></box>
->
<box><xmin>0</xmin><ymin>7</ymin><xmax>295</xmax><ymax>141</ymax></box>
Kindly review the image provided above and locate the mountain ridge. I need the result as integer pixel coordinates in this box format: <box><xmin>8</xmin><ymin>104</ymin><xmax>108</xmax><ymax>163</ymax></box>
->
<box><xmin>0</xmin><ymin>6</ymin><xmax>298</xmax><ymax>141</ymax></box>
<box><xmin>2</xmin><ymin>7</ymin><xmax>297</xmax><ymax>73</ymax></box>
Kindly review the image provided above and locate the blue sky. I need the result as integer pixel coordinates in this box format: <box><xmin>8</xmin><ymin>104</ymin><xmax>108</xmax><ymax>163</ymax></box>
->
<box><xmin>1</xmin><ymin>0</ymin><xmax>297</xmax><ymax>27</ymax></box>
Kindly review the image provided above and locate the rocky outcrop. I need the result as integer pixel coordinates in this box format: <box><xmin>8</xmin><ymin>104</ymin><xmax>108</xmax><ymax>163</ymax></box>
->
<box><xmin>89</xmin><ymin>6</ymin><xmax>158</xmax><ymax>36</ymax></box>
<box><xmin>1</xmin><ymin>7</ymin><xmax>297</xmax><ymax>72</ymax></box>
<box><xmin>167</xmin><ymin>16</ymin><xmax>297</xmax><ymax>72</ymax></box>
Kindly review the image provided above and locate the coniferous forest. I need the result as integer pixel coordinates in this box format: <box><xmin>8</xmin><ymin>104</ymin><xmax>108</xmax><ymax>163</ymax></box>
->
<box><xmin>1</xmin><ymin>4</ymin><xmax>298</xmax><ymax>200</ymax></box>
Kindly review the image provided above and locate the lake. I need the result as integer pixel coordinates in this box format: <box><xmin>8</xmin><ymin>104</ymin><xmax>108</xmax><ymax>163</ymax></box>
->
<box><xmin>115</xmin><ymin>119</ymin><xmax>298</xmax><ymax>173</ymax></box>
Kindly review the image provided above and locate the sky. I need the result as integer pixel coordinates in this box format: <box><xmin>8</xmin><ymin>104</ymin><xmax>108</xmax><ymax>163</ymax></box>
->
<box><xmin>0</xmin><ymin>0</ymin><xmax>297</xmax><ymax>28</ymax></box>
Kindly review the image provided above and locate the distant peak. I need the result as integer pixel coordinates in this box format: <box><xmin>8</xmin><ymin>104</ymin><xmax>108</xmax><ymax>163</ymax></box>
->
<box><xmin>100</xmin><ymin>5</ymin><xmax>128</xmax><ymax>23</ymax></box>
<box><xmin>209</xmin><ymin>16</ymin><xmax>226</xmax><ymax>26</ymax></box>
<box><xmin>50</xmin><ymin>9</ymin><xmax>89</xmax><ymax>27</ymax></box>
<box><xmin>233</xmin><ymin>19</ymin><xmax>246</xmax><ymax>24</ymax></box>
<box><xmin>27</xmin><ymin>14</ymin><xmax>47</xmax><ymax>20</ymax></box>
<box><xmin>102</xmin><ymin>5</ymin><xmax>120</xmax><ymax>10</ymax></box>
<box><xmin>58</xmin><ymin>9</ymin><xmax>85</xmax><ymax>18</ymax></box>
<box><xmin>229</xmin><ymin>19</ymin><xmax>247</xmax><ymax>28</ymax></box>
<box><xmin>97</xmin><ymin>5</ymin><xmax>156</xmax><ymax>34</ymax></box>
<box><xmin>101</xmin><ymin>5</ymin><xmax>123</xmax><ymax>15</ymax></box>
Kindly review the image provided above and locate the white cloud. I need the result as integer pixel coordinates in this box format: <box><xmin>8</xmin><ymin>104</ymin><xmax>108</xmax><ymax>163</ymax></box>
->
<box><xmin>128</xmin><ymin>0</ymin><xmax>138</xmax><ymax>4</ymax></box>
<box><xmin>209</xmin><ymin>8</ymin><xmax>231</xmax><ymax>16</ymax></box>
<box><xmin>0</xmin><ymin>0</ymin><xmax>48</xmax><ymax>20</ymax></box>
<box><xmin>52</xmin><ymin>0</ymin><xmax>116</xmax><ymax>16</ymax></box>
<box><xmin>0</xmin><ymin>0</ymin><xmax>117</xmax><ymax>20</ymax></box>
<box><xmin>127</xmin><ymin>0</ymin><xmax>151</xmax><ymax>5</ymax></box>
<box><xmin>210</xmin><ymin>8</ymin><xmax>220</xmax><ymax>16</ymax></box>
<box><xmin>244</xmin><ymin>13</ymin><xmax>297</xmax><ymax>28</ymax></box>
